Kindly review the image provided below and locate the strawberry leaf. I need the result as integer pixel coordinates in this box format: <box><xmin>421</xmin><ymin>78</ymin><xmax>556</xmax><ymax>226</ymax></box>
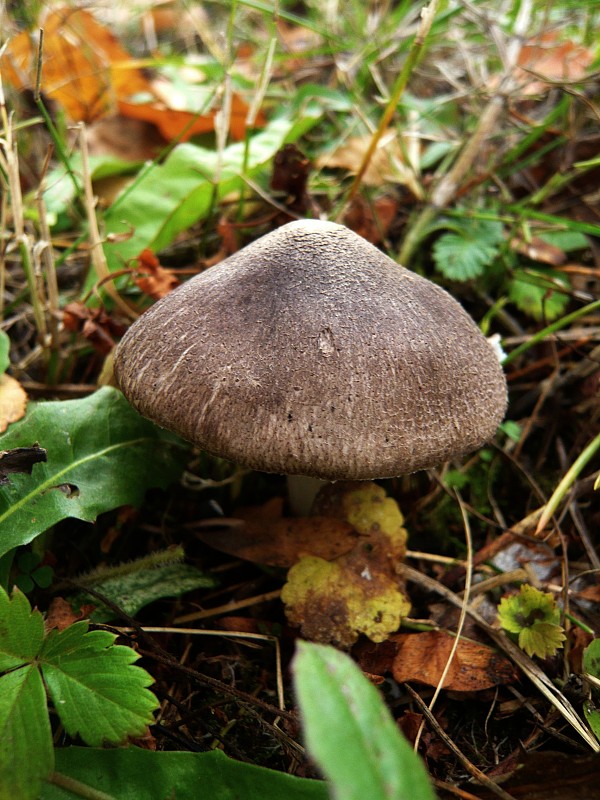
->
<box><xmin>498</xmin><ymin>584</ymin><xmax>565</xmax><ymax>659</ymax></box>
<box><xmin>40</xmin><ymin>622</ymin><xmax>158</xmax><ymax>746</ymax></box>
<box><xmin>0</xmin><ymin>587</ymin><xmax>159</xmax><ymax>799</ymax></box>
<box><xmin>0</xmin><ymin>665</ymin><xmax>54</xmax><ymax>800</ymax></box>
<box><xmin>433</xmin><ymin>217</ymin><xmax>504</xmax><ymax>281</ymax></box>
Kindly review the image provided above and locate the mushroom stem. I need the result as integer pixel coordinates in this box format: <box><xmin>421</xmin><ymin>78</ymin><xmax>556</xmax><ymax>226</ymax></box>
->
<box><xmin>287</xmin><ymin>475</ymin><xmax>328</xmax><ymax>516</ymax></box>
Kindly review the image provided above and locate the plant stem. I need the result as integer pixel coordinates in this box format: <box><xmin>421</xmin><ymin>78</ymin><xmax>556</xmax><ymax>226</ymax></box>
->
<box><xmin>47</xmin><ymin>772</ymin><xmax>117</xmax><ymax>800</ymax></box>
<box><xmin>536</xmin><ymin>430</ymin><xmax>600</xmax><ymax>535</ymax></box>
<box><xmin>34</xmin><ymin>28</ymin><xmax>81</xmax><ymax>199</ymax></box>
<box><xmin>502</xmin><ymin>298</ymin><xmax>600</xmax><ymax>365</ymax></box>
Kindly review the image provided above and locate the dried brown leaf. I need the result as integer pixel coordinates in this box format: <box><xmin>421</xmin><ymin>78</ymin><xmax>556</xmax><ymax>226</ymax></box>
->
<box><xmin>195</xmin><ymin>515</ymin><xmax>358</xmax><ymax>568</ymax></box>
<box><xmin>135</xmin><ymin>249</ymin><xmax>180</xmax><ymax>300</ymax></box>
<box><xmin>392</xmin><ymin>630</ymin><xmax>518</xmax><ymax>691</ymax></box>
<box><xmin>510</xmin><ymin>235</ymin><xmax>567</xmax><ymax>266</ymax></box>
<box><xmin>0</xmin><ymin>375</ymin><xmax>28</xmax><ymax>432</ymax></box>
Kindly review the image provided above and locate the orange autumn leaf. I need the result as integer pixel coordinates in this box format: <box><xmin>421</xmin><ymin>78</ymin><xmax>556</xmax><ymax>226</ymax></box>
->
<box><xmin>1</xmin><ymin>7</ymin><xmax>264</xmax><ymax>140</ymax></box>
<box><xmin>62</xmin><ymin>301</ymin><xmax>126</xmax><ymax>355</ymax></box>
<box><xmin>392</xmin><ymin>631</ymin><xmax>517</xmax><ymax>692</ymax></box>
<box><xmin>196</xmin><ymin>515</ymin><xmax>358</xmax><ymax>568</ymax></box>
<box><xmin>135</xmin><ymin>249</ymin><xmax>179</xmax><ymax>300</ymax></box>
<box><xmin>1</xmin><ymin>7</ymin><xmax>153</xmax><ymax>122</ymax></box>
<box><xmin>118</xmin><ymin>89</ymin><xmax>261</xmax><ymax>142</ymax></box>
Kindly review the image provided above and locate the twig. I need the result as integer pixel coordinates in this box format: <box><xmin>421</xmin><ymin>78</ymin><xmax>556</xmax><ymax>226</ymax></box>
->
<box><xmin>173</xmin><ymin>588</ymin><xmax>282</xmax><ymax>623</ymax></box>
<box><xmin>115</xmin><ymin>625</ymin><xmax>285</xmax><ymax>712</ymax></box>
<box><xmin>503</xmin><ymin>298</ymin><xmax>600</xmax><ymax>365</ymax></box>
<box><xmin>76</xmin><ymin>123</ymin><xmax>138</xmax><ymax>319</ymax></box>
<box><xmin>398</xmin><ymin>0</ymin><xmax>534</xmax><ymax>266</ymax></box>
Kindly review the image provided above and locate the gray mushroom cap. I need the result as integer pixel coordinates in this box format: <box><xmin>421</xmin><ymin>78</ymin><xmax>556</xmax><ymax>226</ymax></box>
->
<box><xmin>114</xmin><ymin>219</ymin><xmax>507</xmax><ymax>480</ymax></box>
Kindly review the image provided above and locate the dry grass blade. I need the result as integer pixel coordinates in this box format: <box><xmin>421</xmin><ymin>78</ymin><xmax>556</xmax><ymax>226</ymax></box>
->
<box><xmin>414</xmin><ymin>490</ymin><xmax>473</xmax><ymax>752</ymax></box>
<box><xmin>77</xmin><ymin>123</ymin><xmax>138</xmax><ymax>320</ymax></box>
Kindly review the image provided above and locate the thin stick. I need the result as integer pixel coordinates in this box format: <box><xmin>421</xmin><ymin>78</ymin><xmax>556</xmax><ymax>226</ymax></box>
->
<box><xmin>174</xmin><ymin>588</ymin><xmax>282</xmax><ymax>623</ymax></box>
<box><xmin>116</xmin><ymin>625</ymin><xmax>285</xmax><ymax>711</ymax></box>
<box><xmin>502</xmin><ymin>298</ymin><xmax>600</xmax><ymax>365</ymax></box>
<box><xmin>398</xmin><ymin>0</ymin><xmax>534</xmax><ymax>266</ymax></box>
<box><xmin>77</xmin><ymin>124</ymin><xmax>137</xmax><ymax>319</ymax></box>
<box><xmin>406</xmin><ymin>684</ymin><xmax>518</xmax><ymax>800</ymax></box>
<box><xmin>47</xmin><ymin>772</ymin><xmax>116</xmax><ymax>800</ymax></box>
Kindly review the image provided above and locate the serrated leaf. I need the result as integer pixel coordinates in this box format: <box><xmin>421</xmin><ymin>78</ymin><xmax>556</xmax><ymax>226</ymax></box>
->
<box><xmin>293</xmin><ymin>642</ymin><xmax>435</xmax><ymax>800</ymax></box>
<box><xmin>42</xmin><ymin>747</ymin><xmax>329</xmax><ymax>800</ymax></box>
<box><xmin>508</xmin><ymin>268</ymin><xmax>570</xmax><ymax>321</ymax></box>
<box><xmin>0</xmin><ymin>587</ymin><xmax>161</xmax><ymax>797</ymax></box>
<box><xmin>0</xmin><ymin>665</ymin><xmax>54</xmax><ymax>800</ymax></box>
<box><xmin>519</xmin><ymin>622</ymin><xmax>566</xmax><ymax>659</ymax></box>
<box><xmin>0</xmin><ymin>588</ymin><xmax>44</xmax><ymax>671</ymax></box>
<box><xmin>433</xmin><ymin>217</ymin><xmax>504</xmax><ymax>281</ymax></box>
<box><xmin>0</xmin><ymin>386</ymin><xmax>189</xmax><ymax>558</ymax></box>
<box><xmin>40</xmin><ymin>623</ymin><xmax>158</xmax><ymax>746</ymax></box>
<box><xmin>498</xmin><ymin>584</ymin><xmax>565</xmax><ymax>658</ymax></box>
<box><xmin>78</xmin><ymin>562</ymin><xmax>218</xmax><ymax>623</ymax></box>
<box><xmin>100</xmin><ymin>114</ymin><xmax>320</xmax><ymax>280</ymax></box>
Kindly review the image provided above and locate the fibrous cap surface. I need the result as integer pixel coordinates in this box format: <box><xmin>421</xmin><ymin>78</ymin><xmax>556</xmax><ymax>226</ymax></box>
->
<box><xmin>114</xmin><ymin>220</ymin><xmax>507</xmax><ymax>479</ymax></box>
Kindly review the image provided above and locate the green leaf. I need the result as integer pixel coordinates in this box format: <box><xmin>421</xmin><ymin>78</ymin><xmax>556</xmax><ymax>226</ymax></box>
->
<box><xmin>293</xmin><ymin>641</ymin><xmax>435</xmax><ymax>800</ymax></box>
<box><xmin>42</xmin><ymin>155</ymin><xmax>142</xmax><ymax>229</ymax></box>
<box><xmin>508</xmin><ymin>268</ymin><xmax>570</xmax><ymax>321</ymax></box>
<box><xmin>433</xmin><ymin>217</ymin><xmax>504</xmax><ymax>281</ymax></box>
<box><xmin>101</xmin><ymin>114</ymin><xmax>320</xmax><ymax>279</ymax></box>
<box><xmin>42</xmin><ymin>747</ymin><xmax>329</xmax><ymax>800</ymax></box>
<box><xmin>0</xmin><ymin>386</ymin><xmax>189</xmax><ymax>558</ymax></box>
<box><xmin>0</xmin><ymin>587</ymin><xmax>161</xmax><ymax>798</ymax></box>
<box><xmin>40</xmin><ymin>623</ymin><xmax>158</xmax><ymax>746</ymax></box>
<box><xmin>498</xmin><ymin>584</ymin><xmax>565</xmax><ymax>658</ymax></box>
<box><xmin>584</xmin><ymin>700</ymin><xmax>600</xmax><ymax>743</ymax></box>
<box><xmin>0</xmin><ymin>331</ymin><xmax>9</xmax><ymax>375</ymax></box>
<box><xmin>518</xmin><ymin>622</ymin><xmax>566</xmax><ymax>660</ymax></box>
<box><xmin>538</xmin><ymin>230</ymin><xmax>589</xmax><ymax>253</ymax></box>
<box><xmin>0</xmin><ymin>665</ymin><xmax>54</xmax><ymax>800</ymax></box>
<box><xmin>583</xmin><ymin>638</ymin><xmax>600</xmax><ymax>679</ymax></box>
<box><xmin>0</xmin><ymin>587</ymin><xmax>45</xmax><ymax>671</ymax></box>
<box><xmin>499</xmin><ymin>420</ymin><xmax>522</xmax><ymax>443</ymax></box>
<box><xmin>582</xmin><ymin>641</ymin><xmax>600</xmax><ymax>743</ymax></box>
<box><xmin>77</xmin><ymin>562</ymin><xmax>218</xmax><ymax>623</ymax></box>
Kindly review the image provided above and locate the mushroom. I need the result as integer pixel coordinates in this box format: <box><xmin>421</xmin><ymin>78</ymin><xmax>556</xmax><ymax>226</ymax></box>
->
<box><xmin>114</xmin><ymin>219</ymin><xmax>507</xmax><ymax>482</ymax></box>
